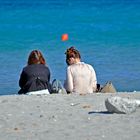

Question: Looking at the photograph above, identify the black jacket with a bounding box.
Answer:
[18,64,51,94]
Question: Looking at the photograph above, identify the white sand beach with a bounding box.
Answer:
[0,92,140,140]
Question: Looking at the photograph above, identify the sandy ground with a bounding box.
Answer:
[0,92,140,140]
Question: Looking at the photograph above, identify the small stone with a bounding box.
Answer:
[14,128,19,131]
[70,103,80,106]
[102,135,105,138]
[70,103,74,106]
[83,105,91,108]
[88,117,91,120]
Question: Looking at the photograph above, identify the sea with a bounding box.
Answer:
[0,0,140,95]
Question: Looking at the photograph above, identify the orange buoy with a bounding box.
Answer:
[61,33,68,41]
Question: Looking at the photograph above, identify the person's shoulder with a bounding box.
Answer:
[86,63,93,68]
[68,62,87,69]
[67,65,72,70]
[23,64,47,70]
[85,63,95,70]
[41,64,50,72]
[37,64,50,70]
[31,64,47,68]
[23,64,37,69]
[22,65,29,71]
[81,62,92,67]
[67,64,76,72]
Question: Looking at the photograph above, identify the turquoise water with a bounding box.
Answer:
[0,0,140,95]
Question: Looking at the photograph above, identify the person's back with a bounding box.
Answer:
[18,50,51,94]
[64,47,97,94]
[67,62,97,93]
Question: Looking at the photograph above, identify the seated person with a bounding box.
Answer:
[18,50,51,95]
[64,46,97,94]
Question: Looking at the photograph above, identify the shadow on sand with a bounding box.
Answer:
[88,111,113,114]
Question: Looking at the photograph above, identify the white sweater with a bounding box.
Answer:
[64,62,97,94]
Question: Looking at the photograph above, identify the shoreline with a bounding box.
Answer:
[0,93,140,140]
[0,91,140,96]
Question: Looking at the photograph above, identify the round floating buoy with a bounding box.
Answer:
[61,33,68,41]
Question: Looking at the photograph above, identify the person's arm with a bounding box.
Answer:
[88,65,97,92]
[91,67,97,92]
[47,67,51,82]
[19,70,26,88]
[64,67,73,93]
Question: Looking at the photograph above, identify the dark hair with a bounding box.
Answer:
[65,46,81,65]
[27,50,46,65]
[65,46,81,59]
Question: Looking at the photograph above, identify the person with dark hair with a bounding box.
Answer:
[64,46,97,94]
[18,50,51,95]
